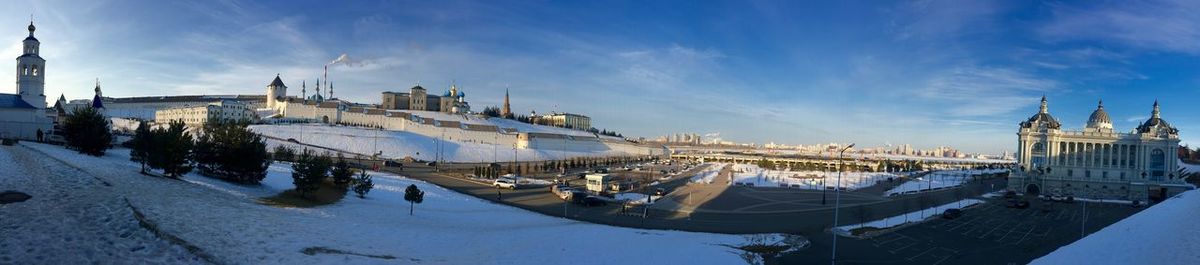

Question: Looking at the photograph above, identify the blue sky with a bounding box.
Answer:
[1,0,1197,154]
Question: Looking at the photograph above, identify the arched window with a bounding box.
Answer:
[21,65,28,76]
[31,65,38,76]
[1150,149,1166,180]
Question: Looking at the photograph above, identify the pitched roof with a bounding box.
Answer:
[269,75,286,87]
[0,94,36,109]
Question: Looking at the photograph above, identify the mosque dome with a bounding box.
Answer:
[1086,100,1112,130]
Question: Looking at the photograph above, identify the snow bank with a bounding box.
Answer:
[1033,190,1200,265]
[834,199,982,236]
[23,143,767,264]
[615,193,662,205]
[885,169,1006,196]
[727,163,901,191]
[688,163,724,184]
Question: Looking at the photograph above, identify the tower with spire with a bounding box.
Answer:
[16,19,45,110]
[91,79,104,109]
[501,88,512,118]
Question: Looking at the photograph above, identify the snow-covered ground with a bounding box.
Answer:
[250,124,639,162]
[726,163,902,191]
[688,163,724,184]
[833,199,983,236]
[15,142,769,264]
[884,169,1007,196]
[1032,190,1200,265]
[1181,159,1200,175]
[0,145,199,264]
[614,193,662,205]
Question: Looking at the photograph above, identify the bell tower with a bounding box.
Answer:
[16,20,46,109]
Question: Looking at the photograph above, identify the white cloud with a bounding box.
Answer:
[1040,0,1200,55]
[919,66,1058,117]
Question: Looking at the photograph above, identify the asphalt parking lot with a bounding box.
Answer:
[774,196,1145,265]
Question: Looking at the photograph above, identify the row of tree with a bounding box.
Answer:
[288,149,375,199]
[129,120,273,182]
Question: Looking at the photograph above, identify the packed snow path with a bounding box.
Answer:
[0,145,200,264]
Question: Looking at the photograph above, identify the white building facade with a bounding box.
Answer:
[155,100,256,125]
[1011,97,1190,202]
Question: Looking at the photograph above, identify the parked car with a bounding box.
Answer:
[550,184,571,194]
[1006,199,1030,209]
[1003,190,1017,199]
[493,177,519,189]
[1132,200,1144,208]
[384,160,403,167]
[575,196,608,207]
[941,208,963,219]
[565,190,588,201]
[655,188,666,196]
[426,161,438,167]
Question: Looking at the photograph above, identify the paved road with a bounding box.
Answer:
[380,161,1008,235]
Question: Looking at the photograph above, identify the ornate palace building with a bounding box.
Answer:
[1011,97,1191,202]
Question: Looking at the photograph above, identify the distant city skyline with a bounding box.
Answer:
[1,0,1197,154]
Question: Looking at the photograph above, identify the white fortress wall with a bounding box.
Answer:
[278,100,658,158]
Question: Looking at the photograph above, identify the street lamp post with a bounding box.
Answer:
[831,143,854,265]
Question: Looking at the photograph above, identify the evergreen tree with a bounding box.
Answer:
[352,169,374,198]
[273,145,296,162]
[291,149,332,198]
[130,121,153,174]
[194,121,272,183]
[404,184,425,215]
[62,106,113,156]
[148,120,194,178]
[331,154,354,188]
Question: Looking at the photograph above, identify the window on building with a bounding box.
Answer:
[1120,172,1126,180]
[1102,171,1108,179]
[31,65,38,76]
[1150,148,1166,180]
[1068,169,1073,177]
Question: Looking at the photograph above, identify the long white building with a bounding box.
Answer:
[1011,97,1191,202]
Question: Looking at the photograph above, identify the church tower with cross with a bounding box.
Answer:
[16,20,45,110]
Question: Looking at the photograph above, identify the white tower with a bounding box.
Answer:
[266,74,287,109]
[16,21,46,109]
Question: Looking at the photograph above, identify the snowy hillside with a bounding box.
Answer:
[1032,189,1200,265]
[250,124,638,162]
[21,142,777,264]
[394,110,617,140]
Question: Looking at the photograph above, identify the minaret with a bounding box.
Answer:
[301,80,306,100]
[329,82,334,99]
[501,87,511,117]
[16,20,46,109]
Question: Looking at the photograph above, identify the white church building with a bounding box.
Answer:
[0,21,51,140]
